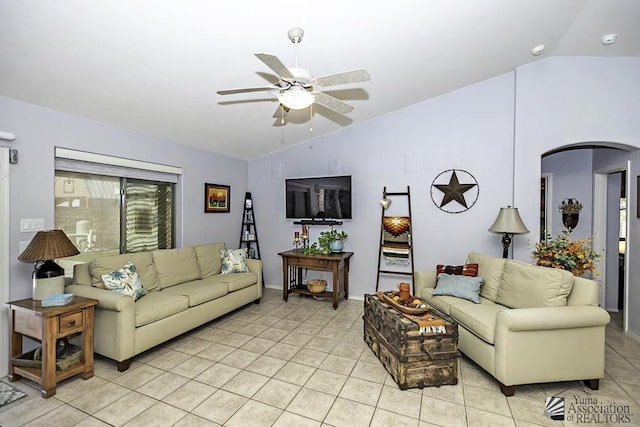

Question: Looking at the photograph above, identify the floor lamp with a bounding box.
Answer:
[489,207,529,258]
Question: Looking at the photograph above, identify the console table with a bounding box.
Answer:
[278,250,354,309]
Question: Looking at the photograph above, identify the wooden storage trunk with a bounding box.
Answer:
[363,293,459,389]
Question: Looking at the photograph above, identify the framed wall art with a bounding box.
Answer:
[205,183,230,213]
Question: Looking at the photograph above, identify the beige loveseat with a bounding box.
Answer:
[66,242,262,371]
[415,252,610,396]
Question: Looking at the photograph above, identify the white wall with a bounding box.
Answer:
[1,96,249,301]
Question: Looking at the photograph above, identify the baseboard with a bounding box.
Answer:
[626,329,640,345]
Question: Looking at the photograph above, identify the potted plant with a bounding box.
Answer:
[321,228,348,253]
[559,198,583,230]
[303,228,348,255]
[532,229,600,276]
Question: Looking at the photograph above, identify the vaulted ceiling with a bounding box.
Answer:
[1,1,639,160]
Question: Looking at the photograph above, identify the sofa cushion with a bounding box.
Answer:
[195,242,226,277]
[496,259,574,308]
[161,279,228,306]
[466,252,506,302]
[134,291,189,327]
[101,261,148,301]
[90,252,160,291]
[153,247,202,289]
[221,249,249,274]
[420,288,454,315]
[219,272,258,292]
[432,273,483,303]
[449,302,505,344]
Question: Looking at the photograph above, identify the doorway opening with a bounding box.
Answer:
[541,144,634,333]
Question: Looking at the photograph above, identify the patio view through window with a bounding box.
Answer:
[54,171,174,260]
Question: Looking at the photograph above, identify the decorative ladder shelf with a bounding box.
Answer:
[239,192,261,261]
[375,186,415,292]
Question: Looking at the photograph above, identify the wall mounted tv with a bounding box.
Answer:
[285,175,352,220]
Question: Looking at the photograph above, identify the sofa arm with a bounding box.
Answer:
[414,271,437,296]
[493,305,610,387]
[496,305,610,332]
[246,258,264,291]
[65,284,134,312]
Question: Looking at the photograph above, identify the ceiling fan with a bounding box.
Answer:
[217,27,370,119]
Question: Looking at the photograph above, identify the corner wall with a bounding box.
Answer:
[251,56,640,336]
[0,96,249,301]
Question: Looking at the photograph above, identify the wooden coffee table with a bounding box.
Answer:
[363,293,459,389]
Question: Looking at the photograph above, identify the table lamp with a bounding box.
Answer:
[18,230,80,300]
[488,207,529,258]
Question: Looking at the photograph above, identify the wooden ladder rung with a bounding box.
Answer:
[378,270,413,276]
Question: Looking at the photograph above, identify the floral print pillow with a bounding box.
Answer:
[101,261,148,301]
[221,249,249,274]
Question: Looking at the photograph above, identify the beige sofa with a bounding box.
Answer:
[66,242,262,371]
[415,252,610,396]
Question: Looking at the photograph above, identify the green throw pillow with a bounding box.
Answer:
[432,273,484,304]
[101,261,148,301]
[221,249,249,274]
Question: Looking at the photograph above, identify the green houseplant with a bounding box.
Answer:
[303,228,348,255]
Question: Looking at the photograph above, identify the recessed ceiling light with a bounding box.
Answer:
[531,44,545,56]
[601,34,618,46]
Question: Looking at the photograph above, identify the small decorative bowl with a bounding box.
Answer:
[307,279,327,294]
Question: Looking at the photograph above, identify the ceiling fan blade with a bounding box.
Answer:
[311,69,371,88]
[312,91,354,115]
[255,53,294,80]
[217,86,276,95]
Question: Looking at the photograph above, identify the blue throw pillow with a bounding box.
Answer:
[432,273,484,303]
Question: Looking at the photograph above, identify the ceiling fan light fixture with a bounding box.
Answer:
[278,87,315,110]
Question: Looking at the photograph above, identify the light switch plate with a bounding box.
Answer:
[20,218,45,232]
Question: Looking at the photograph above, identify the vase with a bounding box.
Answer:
[562,213,579,230]
[329,240,344,253]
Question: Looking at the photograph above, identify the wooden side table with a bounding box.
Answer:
[278,250,354,309]
[7,296,98,398]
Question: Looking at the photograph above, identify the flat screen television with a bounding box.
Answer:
[285,175,352,220]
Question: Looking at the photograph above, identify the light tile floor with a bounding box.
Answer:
[2,288,639,426]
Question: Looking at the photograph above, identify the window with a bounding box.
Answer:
[55,172,175,256]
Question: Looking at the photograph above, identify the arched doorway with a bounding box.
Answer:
[541,143,637,332]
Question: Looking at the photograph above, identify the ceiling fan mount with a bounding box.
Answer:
[217,27,370,120]
[287,27,304,44]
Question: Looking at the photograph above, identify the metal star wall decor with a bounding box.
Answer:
[430,169,479,213]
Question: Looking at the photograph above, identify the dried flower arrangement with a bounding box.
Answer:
[532,230,600,276]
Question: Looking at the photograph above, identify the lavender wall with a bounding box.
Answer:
[250,72,516,295]
[251,57,640,337]
[541,150,594,240]
[1,96,248,301]
[515,57,640,336]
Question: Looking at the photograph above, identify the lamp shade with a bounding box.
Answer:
[18,230,80,262]
[488,207,529,234]
[278,87,315,110]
